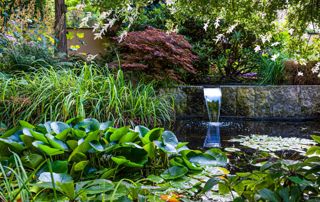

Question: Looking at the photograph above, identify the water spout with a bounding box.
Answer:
[203,88,222,122]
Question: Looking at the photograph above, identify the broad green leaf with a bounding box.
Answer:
[311,135,320,144]
[259,188,281,202]
[100,168,116,179]
[141,128,163,144]
[109,126,130,142]
[154,140,177,153]
[67,140,78,150]
[147,175,164,183]
[162,131,179,147]
[99,121,114,131]
[39,172,73,183]
[89,140,104,151]
[55,128,72,141]
[135,125,150,138]
[0,137,25,151]
[30,130,49,144]
[218,182,230,195]
[202,178,219,193]
[57,181,75,199]
[143,142,156,159]
[50,122,70,135]
[160,166,188,180]
[19,120,35,129]
[74,118,100,133]
[80,179,114,195]
[33,141,64,156]
[46,134,68,150]
[21,153,44,169]
[111,156,145,168]
[119,131,139,143]
[74,160,89,171]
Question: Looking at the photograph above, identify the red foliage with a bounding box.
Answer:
[112,27,198,81]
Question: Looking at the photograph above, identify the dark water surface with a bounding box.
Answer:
[170,119,320,150]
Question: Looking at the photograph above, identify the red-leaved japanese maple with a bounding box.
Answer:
[112,27,198,82]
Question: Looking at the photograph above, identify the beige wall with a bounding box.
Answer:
[67,28,110,57]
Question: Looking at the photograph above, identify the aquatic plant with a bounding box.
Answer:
[0,118,228,201]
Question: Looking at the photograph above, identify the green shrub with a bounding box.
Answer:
[0,64,174,127]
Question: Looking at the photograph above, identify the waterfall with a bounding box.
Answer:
[203,88,222,122]
[203,88,222,148]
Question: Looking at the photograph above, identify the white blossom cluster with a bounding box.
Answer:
[311,62,320,78]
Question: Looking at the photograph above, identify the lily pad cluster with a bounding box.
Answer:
[228,134,316,153]
[0,117,228,201]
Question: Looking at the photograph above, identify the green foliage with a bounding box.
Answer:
[0,64,174,127]
[0,24,69,72]
[209,135,320,201]
[0,118,228,201]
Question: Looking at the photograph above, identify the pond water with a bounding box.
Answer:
[170,118,320,150]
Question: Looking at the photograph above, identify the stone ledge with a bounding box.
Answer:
[171,85,320,120]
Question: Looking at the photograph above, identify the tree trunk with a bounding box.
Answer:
[54,0,67,55]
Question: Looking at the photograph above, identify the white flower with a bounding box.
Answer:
[76,4,86,10]
[254,45,261,52]
[203,20,210,31]
[312,62,320,74]
[318,73,320,78]
[260,12,266,18]
[92,23,100,32]
[302,34,309,40]
[226,23,238,34]
[297,71,304,77]
[271,53,279,61]
[215,34,224,43]
[86,54,98,61]
[271,42,280,46]
[118,31,128,42]
[214,18,221,29]
[166,0,175,5]
[288,28,294,35]
[94,32,103,40]
[260,34,272,44]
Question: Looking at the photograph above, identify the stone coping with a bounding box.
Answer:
[170,85,320,120]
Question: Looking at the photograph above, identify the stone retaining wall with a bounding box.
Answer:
[171,85,320,120]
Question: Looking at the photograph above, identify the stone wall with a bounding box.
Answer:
[172,85,320,120]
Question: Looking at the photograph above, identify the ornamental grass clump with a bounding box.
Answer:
[0,64,174,127]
